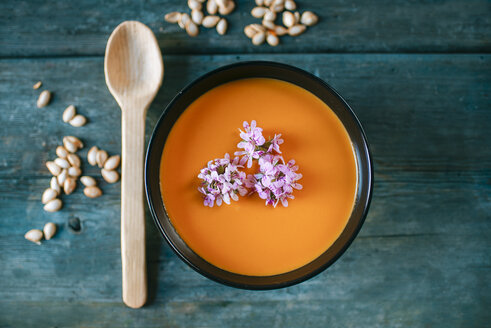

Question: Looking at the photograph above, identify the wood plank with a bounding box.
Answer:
[1,0,490,57]
[0,54,489,326]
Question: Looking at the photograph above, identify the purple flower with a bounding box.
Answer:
[266,134,284,154]
[247,154,303,207]
[235,121,285,168]
[198,153,248,207]
[235,120,267,168]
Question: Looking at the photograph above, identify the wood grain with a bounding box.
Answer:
[0,54,489,327]
[1,0,490,57]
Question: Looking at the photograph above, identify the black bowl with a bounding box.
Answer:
[145,61,373,290]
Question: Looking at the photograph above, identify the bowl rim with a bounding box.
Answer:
[145,61,373,290]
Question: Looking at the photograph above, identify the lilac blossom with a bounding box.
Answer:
[198,153,248,207]
[235,120,284,168]
[246,154,303,208]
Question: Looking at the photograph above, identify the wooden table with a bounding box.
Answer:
[1,1,489,326]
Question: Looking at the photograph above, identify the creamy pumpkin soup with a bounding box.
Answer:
[160,78,357,276]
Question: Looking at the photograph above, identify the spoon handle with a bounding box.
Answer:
[121,109,147,308]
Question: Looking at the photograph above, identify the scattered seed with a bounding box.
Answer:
[57,169,68,185]
[206,0,218,15]
[288,24,306,36]
[84,186,102,198]
[87,146,98,166]
[63,105,76,123]
[101,169,120,184]
[178,13,191,29]
[188,0,202,11]
[164,12,181,23]
[64,136,83,150]
[25,229,43,245]
[218,0,235,15]
[69,114,87,127]
[252,32,266,45]
[202,15,220,28]
[262,19,275,30]
[33,81,42,90]
[68,166,82,178]
[215,0,228,9]
[96,150,108,168]
[54,158,70,169]
[301,11,318,26]
[244,25,257,38]
[67,153,81,167]
[216,18,228,35]
[285,0,296,11]
[267,33,279,46]
[50,177,61,194]
[44,198,62,212]
[251,7,267,18]
[103,155,120,171]
[42,188,58,204]
[80,176,97,187]
[64,178,76,195]
[294,11,300,24]
[185,21,199,37]
[264,9,276,21]
[270,3,284,13]
[63,140,77,153]
[56,146,68,159]
[43,222,57,240]
[46,161,62,176]
[37,90,51,108]
[191,9,204,25]
[283,11,295,27]
[274,25,288,36]
[250,24,266,33]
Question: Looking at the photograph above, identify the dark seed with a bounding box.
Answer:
[68,217,81,233]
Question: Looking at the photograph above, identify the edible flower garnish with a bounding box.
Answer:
[198,121,301,208]
[245,154,303,207]
[235,120,284,168]
[198,153,248,207]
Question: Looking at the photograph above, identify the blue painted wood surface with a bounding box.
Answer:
[0,1,489,327]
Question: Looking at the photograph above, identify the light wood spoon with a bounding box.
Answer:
[104,21,164,308]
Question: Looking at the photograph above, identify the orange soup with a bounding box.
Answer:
[160,78,357,276]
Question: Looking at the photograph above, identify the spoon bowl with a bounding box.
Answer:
[104,20,164,309]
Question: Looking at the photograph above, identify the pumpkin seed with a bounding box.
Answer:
[84,186,102,198]
[68,166,81,178]
[104,155,120,171]
[33,81,42,90]
[46,161,61,176]
[252,32,266,45]
[216,18,228,35]
[101,169,120,184]
[62,105,76,123]
[56,146,68,159]
[64,177,76,195]
[54,158,70,169]
[69,114,87,127]
[44,198,62,212]
[206,0,218,14]
[67,153,81,167]
[267,33,279,46]
[42,188,58,204]
[185,21,199,37]
[288,24,306,36]
[87,146,98,166]
[300,11,318,26]
[25,229,43,245]
[80,176,97,187]
[43,222,57,240]
[37,90,51,108]
[96,150,108,168]
[50,177,61,194]
[165,12,181,23]
[283,11,295,27]
[202,15,220,28]
[191,9,204,25]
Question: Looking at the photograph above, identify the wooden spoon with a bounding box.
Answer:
[104,21,164,308]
